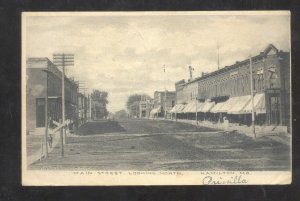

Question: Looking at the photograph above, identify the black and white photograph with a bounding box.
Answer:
[22,11,291,185]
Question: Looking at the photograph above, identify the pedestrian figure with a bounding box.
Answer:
[48,134,53,148]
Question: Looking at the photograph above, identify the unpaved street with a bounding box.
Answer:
[30,119,290,171]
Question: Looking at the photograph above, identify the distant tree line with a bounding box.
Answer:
[91,90,109,119]
[114,109,128,119]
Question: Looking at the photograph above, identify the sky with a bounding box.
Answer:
[24,12,290,112]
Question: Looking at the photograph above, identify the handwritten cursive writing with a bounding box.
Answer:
[202,175,248,185]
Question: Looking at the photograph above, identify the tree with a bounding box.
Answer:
[126,94,151,117]
[91,90,109,119]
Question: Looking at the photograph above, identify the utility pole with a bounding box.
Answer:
[163,65,167,119]
[53,53,74,144]
[79,82,87,123]
[189,66,194,80]
[42,69,55,158]
[195,98,198,125]
[140,95,143,118]
[59,119,64,157]
[217,42,220,70]
[88,94,92,121]
[44,69,49,158]
[249,56,256,138]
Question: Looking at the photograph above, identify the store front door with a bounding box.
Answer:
[270,95,280,125]
[36,98,45,127]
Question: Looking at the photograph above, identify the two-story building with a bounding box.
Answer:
[171,44,290,127]
[150,91,176,118]
[26,57,79,132]
[78,92,89,126]
[139,97,154,118]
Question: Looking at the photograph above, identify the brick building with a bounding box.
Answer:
[139,97,154,118]
[26,58,79,132]
[150,91,176,118]
[78,92,88,126]
[172,44,290,127]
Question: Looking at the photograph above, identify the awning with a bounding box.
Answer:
[186,102,196,113]
[195,102,205,112]
[241,93,266,114]
[201,101,216,113]
[217,96,240,113]
[181,101,204,113]
[176,104,187,113]
[210,102,226,113]
[48,96,61,99]
[170,105,178,113]
[182,102,195,113]
[150,107,161,115]
[170,104,186,113]
[227,95,252,114]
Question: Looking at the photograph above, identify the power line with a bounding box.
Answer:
[53,53,74,147]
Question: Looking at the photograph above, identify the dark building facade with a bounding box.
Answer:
[173,44,290,127]
[78,92,88,126]
[26,58,78,131]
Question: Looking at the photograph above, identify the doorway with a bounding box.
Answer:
[270,95,280,125]
[36,98,45,127]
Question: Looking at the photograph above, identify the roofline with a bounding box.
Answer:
[27,57,79,87]
[180,44,288,85]
[154,91,176,93]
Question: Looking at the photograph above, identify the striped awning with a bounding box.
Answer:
[201,101,216,113]
[150,107,161,115]
[170,105,179,113]
[182,102,196,113]
[195,102,205,112]
[170,104,186,113]
[210,102,226,113]
[217,96,240,113]
[176,104,187,113]
[227,95,252,114]
[241,93,266,114]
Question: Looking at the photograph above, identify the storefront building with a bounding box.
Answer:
[78,92,88,126]
[171,44,290,127]
[139,97,154,118]
[150,91,176,118]
[26,57,79,132]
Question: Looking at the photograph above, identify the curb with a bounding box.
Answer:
[157,118,290,146]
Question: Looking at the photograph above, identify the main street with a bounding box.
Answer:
[29,119,290,171]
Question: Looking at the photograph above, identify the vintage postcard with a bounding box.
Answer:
[22,11,291,185]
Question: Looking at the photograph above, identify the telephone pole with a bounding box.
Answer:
[88,94,92,121]
[217,42,220,70]
[53,53,74,144]
[43,69,49,158]
[163,65,167,119]
[249,56,256,138]
[195,98,198,125]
